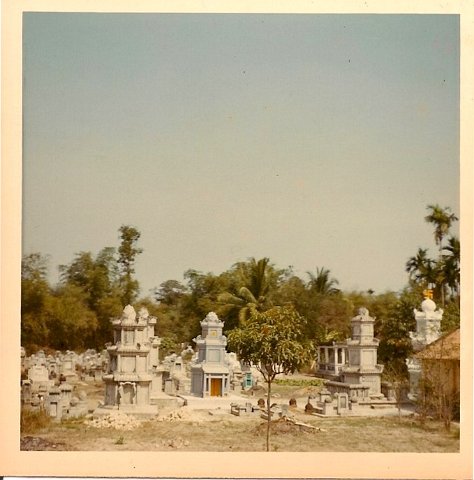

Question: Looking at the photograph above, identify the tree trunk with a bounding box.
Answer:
[439,244,445,308]
[266,379,272,452]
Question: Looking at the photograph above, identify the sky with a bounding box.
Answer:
[22,13,460,297]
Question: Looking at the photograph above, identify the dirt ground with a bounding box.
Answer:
[21,378,460,452]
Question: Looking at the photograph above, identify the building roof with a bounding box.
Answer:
[197,365,230,374]
[415,328,460,361]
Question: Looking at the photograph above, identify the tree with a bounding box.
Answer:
[383,364,409,421]
[406,206,459,307]
[59,247,123,348]
[227,305,315,451]
[218,257,281,327]
[405,248,436,285]
[424,204,458,251]
[442,236,460,300]
[424,205,458,307]
[21,253,52,351]
[46,284,99,350]
[377,289,417,374]
[117,225,143,305]
[153,279,188,305]
[307,267,340,295]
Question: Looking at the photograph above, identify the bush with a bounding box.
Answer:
[274,378,323,387]
[21,407,51,434]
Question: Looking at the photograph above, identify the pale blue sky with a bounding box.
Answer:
[22,13,459,296]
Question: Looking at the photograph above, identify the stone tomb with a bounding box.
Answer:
[98,305,178,416]
[191,312,230,397]
[406,292,443,400]
[314,308,391,414]
[27,365,53,393]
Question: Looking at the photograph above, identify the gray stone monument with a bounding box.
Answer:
[406,291,443,400]
[191,312,230,397]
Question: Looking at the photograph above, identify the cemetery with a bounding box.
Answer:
[20,293,460,451]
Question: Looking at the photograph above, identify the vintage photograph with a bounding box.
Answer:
[2,1,472,478]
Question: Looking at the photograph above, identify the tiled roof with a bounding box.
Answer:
[415,328,460,360]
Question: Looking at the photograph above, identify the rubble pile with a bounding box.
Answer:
[160,437,191,449]
[85,411,143,430]
[153,408,193,422]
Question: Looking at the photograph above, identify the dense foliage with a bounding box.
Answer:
[21,205,460,377]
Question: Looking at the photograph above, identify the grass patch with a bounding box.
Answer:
[61,415,86,426]
[21,407,52,434]
[274,378,323,387]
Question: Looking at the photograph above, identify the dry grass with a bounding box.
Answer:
[21,411,460,452]
[20,407,52,434]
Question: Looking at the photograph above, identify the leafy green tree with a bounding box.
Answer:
[276,268,349,343]
[227,305,315,451]
[275,274,307,308]
[59,247,122,348]
[21,253,51,351]
[46,284,99,350]
[118,225,143,305]
[311,293,352,342]
[377,289,418,375]
[153,279,188,305]
[441,301,460,333]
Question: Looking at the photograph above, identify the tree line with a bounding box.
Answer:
[21,205,460,375]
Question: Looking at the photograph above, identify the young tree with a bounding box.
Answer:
[117,225,143,305]
[383,364,409,421]
[227,305,315,451]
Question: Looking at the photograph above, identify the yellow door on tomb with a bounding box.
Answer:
[210,378,222,396]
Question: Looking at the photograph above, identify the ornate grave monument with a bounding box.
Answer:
[340,307,384,397]
[406,290,443,400]
[102,306,158,413]
[191,312,230,397]
[98,305,178,415]
[314,308,389,414]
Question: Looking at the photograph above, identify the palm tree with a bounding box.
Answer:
[425,204,458,251]
[218,257,274,326]
[443,235,460,262]
[405,248,435,284]
[306,267,340,295]
[405,248,446,303]
[442,236,460,299]
[424,205,458,306]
